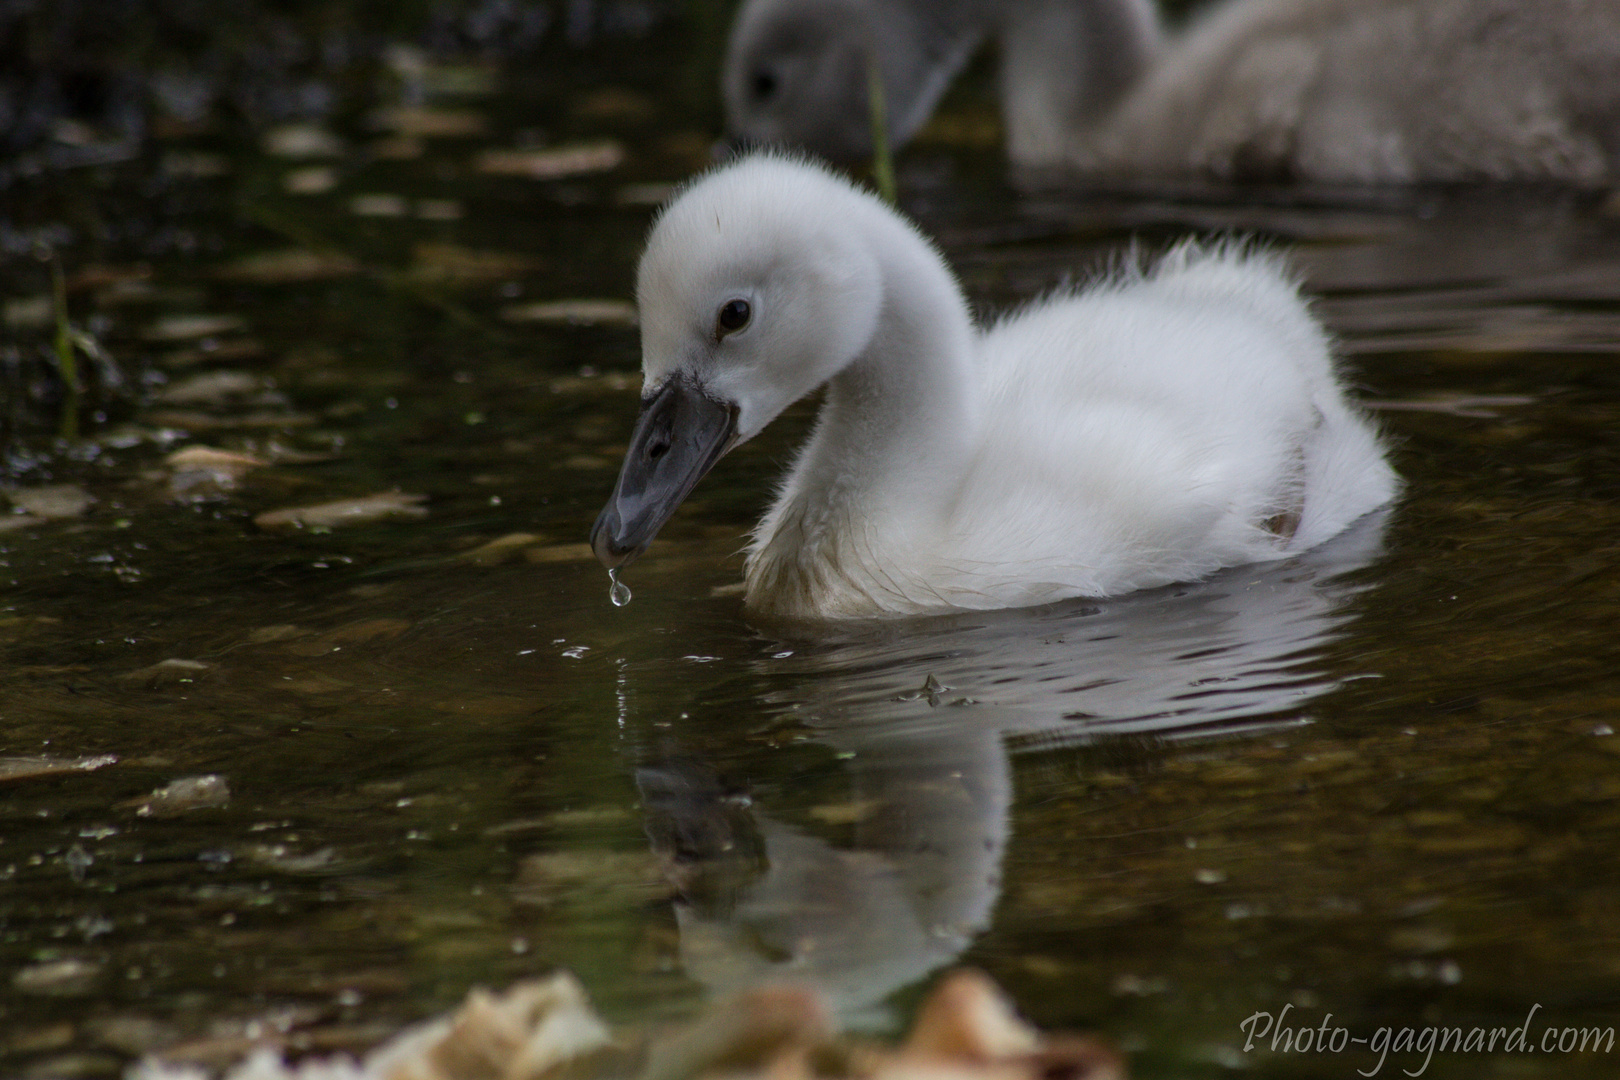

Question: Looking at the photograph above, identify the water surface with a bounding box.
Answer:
[4,23,1620,1080]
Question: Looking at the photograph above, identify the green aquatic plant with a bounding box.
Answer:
[35,246,121,441]
[47,250,81,439]
[866,56,897,206]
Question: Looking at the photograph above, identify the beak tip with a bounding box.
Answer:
[590,512,641,570]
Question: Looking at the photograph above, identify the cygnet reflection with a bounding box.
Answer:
[635,512,1388,1019]
[638,728,1005,1025]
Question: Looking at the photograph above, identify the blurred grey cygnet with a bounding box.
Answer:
[724,0,1620,185]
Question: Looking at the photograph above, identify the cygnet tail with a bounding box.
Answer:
[1146,240,1399,550]
[1292,401,1399,551]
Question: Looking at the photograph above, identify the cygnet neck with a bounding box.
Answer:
[803,206,979,502]
[997,0,1160,165]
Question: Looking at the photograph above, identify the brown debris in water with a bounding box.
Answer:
[263,124,346,159]
[255,492,429,531]
[283,618,413,656]
[3,483,96,520]
[13,958,104,998]
[166,446,270,499]
[217,249,362,284]
[0,754,118,784]
[155,372,273,406]
[456,533,547,566]
[118,657,215,688]
[122,774,231,818]
[521,543,597,564]
[141,314,248,342]
[406,243,539,285]
[476,141,625,180]
[130,969,1123,1080]
[500,299,638,326]
[370,107,487,139]
[147,409,318,432]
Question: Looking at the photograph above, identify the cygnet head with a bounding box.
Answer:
[723,0,976,160]
[590,154,885,570]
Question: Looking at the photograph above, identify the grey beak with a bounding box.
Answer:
[590,377,739,570]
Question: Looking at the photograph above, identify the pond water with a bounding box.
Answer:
[4,16,1620,1080]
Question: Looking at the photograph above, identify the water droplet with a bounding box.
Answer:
[608,568,632,607]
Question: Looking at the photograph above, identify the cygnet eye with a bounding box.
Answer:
[751,70,778,101]
[716,298,752,338]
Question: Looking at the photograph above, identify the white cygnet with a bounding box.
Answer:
[591,154,1397,620]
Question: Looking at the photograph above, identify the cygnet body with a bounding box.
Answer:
[724,0,1620,185]
[590,155,1396,620]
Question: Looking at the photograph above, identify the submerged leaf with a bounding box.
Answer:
[501,299,637,325]
[370,106,487,138]
[352,193,409,217]
[407,243,539,284]
[4,484,95,519]
[119,658,214,689]
[141,314,247,342]
[254,492,430,530]
[165,445,269,498]
[285,166,339,195]
[124,774,231,817]
[522,543,596,564]
[476,141,625,179]
[456,533,547,566]
[3,294,53,329]
[218,248,361,283]
[144,409,315,431]
[13,959,102,997]
[165,446,270,470]
[153,371,268,405]
[263,124,345,158]
[0,755,118,784]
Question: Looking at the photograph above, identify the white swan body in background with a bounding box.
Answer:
[590,155,1397,620]
[724,0,1620,185]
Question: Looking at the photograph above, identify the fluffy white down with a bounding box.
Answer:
[634,155,1397,619]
